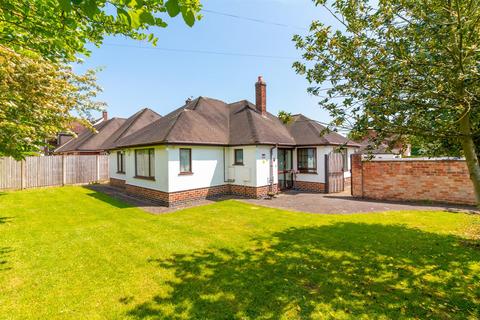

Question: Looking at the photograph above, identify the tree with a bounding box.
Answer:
[0,45,104,159]
[0,0,201,159]
[293,0,480,206]
[278,110,293,124]
[0,0,202,62]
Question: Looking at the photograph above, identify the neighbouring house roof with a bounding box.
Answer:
[113,97,357,149]
[285,114,361,147]
[68,121,88,135]
[55,108,161,153]
[100,108,162,150]
[356,130,410,155]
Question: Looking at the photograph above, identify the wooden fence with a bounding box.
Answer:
[0,155,109,190]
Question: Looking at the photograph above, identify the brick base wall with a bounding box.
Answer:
[124,183,278,207]
[169,184,231,206]
[110,178,126,189]
[293,180,326,193]
[351,154,476,205]
[230,184,278,198]
[125,184,169,206]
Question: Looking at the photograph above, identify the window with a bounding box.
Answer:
[297,148,317,173]
[116,151,125,174]
[135,148,155,179]
[179,148,192,173]
[234,149,244,165]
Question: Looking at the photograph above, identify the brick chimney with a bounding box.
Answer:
[102,111,108,121]
[255,76,267,116]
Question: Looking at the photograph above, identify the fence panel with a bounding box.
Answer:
[25,155,63,188]
[0,155,109,191]
[0,157,22,190]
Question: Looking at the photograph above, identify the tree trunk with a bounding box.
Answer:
[459,115,480,208]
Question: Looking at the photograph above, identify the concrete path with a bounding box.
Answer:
[88,185,478,215]
[243,190,478,214]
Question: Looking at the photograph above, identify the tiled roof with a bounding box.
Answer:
[114,98,358,148]
[55,108,161,153]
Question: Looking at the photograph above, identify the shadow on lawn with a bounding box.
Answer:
[84,188,133,209]
[0,247,13,272]
[0,216,13,224]
[127,223,480,319]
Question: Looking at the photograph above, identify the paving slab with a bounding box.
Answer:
[88,185,478,215]
[242,190,478,214]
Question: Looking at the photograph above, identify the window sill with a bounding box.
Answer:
[134,175,155,181]
[297,171,318,175]
[116,171,125,174]
[233,163,244,166]
[178,172,193,176]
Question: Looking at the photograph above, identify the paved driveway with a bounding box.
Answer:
[243,190,478,214]
[89,185,477,215]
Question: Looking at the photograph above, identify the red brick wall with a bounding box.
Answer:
[124,183,278,207]
[125,184,169,206]
[110,178,126,188]
[351,154,476,205]
[293,180,325,193]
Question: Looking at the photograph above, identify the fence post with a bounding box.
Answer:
[96,155,100,182]
[62,155,66,186]
[324,154,329,194]
[21,159,26,189]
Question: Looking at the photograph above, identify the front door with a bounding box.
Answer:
[278,148,293,190]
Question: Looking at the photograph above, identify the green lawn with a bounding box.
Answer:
[0,187,479,319]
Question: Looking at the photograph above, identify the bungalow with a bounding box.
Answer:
[108,77,360,207]
[55,108,161,155]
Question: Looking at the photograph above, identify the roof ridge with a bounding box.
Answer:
[163,109,185,143]
[55,118,122,152]
[110,108,149,144]
[191,97,202,110]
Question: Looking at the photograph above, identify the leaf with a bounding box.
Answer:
[116,7,131,26]
[82,0,98,19]
[139,10,155,25]
[165,0,180,17]
[181,10,195,27]
[58,0,72,12]
[128,10,141,28]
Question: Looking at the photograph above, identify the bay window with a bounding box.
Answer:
[135,148,155,179]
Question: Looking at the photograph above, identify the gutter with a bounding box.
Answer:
[269,144,278,193]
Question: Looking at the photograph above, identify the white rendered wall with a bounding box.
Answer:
[293,146,332,184]
[225,145,258,187]
[255,146,278,186]
[109,146,169,192]
[292,146,359,182]
[166,145,274,191]
[343,147,359,179]
[166,145,225,192]
[109,152,126,181]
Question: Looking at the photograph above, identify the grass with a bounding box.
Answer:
[0,187,479,319]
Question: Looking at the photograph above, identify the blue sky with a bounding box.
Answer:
[76,0,339,122]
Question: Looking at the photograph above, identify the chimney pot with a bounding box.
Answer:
[102,111,108,121]
[255,76,267,115]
